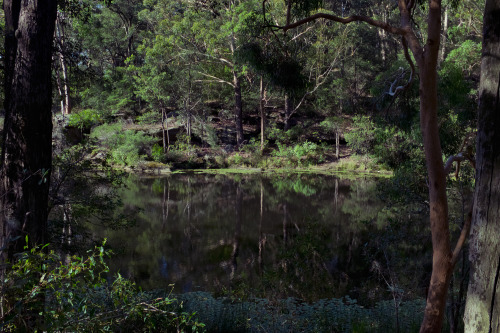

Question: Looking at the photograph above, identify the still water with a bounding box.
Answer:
[99,172,428,303]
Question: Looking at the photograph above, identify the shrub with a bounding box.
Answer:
[68,109,102,131]
[344,116,376,155]
[110,131,156,166]
[137,110,161,125]
[227,153,245,166]
[0,239,204,332]
[91,124,156,166]
[272,141,323,167]
[151,143,166,162]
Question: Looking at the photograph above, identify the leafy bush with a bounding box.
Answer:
[110,131,156,166]
[0,239,204,332]
[345,116,423,169]
[90,122,123,143]
[227,152,243,166]
[91,123,156,166]
[272,141,324,167]
[68,109,102,130]
[151,143,166,162]
[137,110,161,125]
[344,116,376,155]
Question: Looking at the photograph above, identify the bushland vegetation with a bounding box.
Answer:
[1,0,496,331]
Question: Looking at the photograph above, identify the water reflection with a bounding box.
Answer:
[98,173,400,302]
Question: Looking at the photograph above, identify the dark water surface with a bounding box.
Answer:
[99,172,427,303]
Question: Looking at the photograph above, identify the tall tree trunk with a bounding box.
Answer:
[419,60,453,333]
[161,106,167,153]
[1,1,58,258]
[377,7,388,66]
[416,2,456,330]
[233,70,244,146]
[464,1,500,331]
[56,15,71,116]
[260,76,266,151]
[231,184,242,280]
[284,93,292,131]
[229,34,244,146]
[439,5,448,65]
[279,0,465,331]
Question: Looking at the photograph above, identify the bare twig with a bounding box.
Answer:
[452,210,472,266]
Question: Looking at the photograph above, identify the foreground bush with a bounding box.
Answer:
[0,239,204,332]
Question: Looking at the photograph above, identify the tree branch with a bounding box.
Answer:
[277,12,406,36]
[444,153,467,174]
[195,72,234,87]
[451,210,472,267]
[387,46,414,95]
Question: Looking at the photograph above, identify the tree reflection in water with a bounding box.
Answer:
[94,173,430,305]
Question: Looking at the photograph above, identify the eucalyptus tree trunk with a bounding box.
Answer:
[161,106,167,153]
[56,15,71,116]
[439,5,448,65]
[229,35,244,146]
[335,131,340,159]
[284,93,292,131]
[233,70,244,145]
[231,184,242,279]
[280,1,465,331]
[1,0,58,258]
[260,76,266,151]
[463,1,500,331]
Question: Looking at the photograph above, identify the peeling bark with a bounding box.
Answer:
[464,1,500,331]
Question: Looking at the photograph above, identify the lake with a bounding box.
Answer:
[97,172,430,305]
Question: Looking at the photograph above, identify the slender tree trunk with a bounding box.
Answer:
[284,93,292,131]
[56,16,71,116]
[166,110,170,151]
[411,1,457,331]
[1,0,58,258]
[439,5,448,65]
[187,68,192,143]
[464,1,500,331]
[279,0,463,331]
[335,131,340,159]
[161,107,166,153]
[258,180,264,270]
[260,76,265,151]
[231,184,242,280]
[229,34,244,146]
[377,8,388,65]
[233,70,244,146]
[419,63,453,333]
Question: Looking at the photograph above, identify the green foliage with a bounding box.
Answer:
[0,240,204,332]
[137,110,162,125]
[110,131,156,166]
[320,116,347,134]
[91,123,156,166]
[151,143,165,163]
[227,153,245,166]
[68,109,102,130]
[269,140,325,167]
[344,116,376,155]
[345,116,424,169]
[444,40,481,76]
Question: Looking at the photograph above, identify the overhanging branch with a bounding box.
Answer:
[275,12,406,36]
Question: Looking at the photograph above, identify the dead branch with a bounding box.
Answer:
[451,210,472,266]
